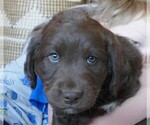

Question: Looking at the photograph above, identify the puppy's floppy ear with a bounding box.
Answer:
[103,28,123,97]
[24,22,48,89]
[103,28,142,99]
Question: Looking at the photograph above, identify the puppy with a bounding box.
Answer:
[24,9,142,125]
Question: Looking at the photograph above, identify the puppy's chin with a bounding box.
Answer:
[53,105,92,115]
[62,103,95,115]
[64,108,79,115]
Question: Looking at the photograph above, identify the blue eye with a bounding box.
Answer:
[49,53,59,63]
[87,56,97,64]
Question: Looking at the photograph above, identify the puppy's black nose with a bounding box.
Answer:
[63,92,82,104]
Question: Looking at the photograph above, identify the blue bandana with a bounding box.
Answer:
[29,76,48,114]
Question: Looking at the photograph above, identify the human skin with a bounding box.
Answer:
[88,63,148,125]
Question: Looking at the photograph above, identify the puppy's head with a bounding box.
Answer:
[24,9,123,115]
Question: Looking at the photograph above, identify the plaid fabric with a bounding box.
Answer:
[0,0,85,66]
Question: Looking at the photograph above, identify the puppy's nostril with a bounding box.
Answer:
[63,92,81,103]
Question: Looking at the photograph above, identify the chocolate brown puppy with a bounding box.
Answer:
[24,9,142,125]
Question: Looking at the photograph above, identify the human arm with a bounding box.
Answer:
[88,64,148,125]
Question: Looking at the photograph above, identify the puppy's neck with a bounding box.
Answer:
[52,112,90,125]
[52,106,105,125]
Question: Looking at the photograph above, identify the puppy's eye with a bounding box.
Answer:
[87,56,97,64]
[49,53,59,63]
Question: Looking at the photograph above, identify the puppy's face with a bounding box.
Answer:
[25,10,121,115]
[36,20,108,114]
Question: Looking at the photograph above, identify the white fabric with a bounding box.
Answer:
[0,54,48,125]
